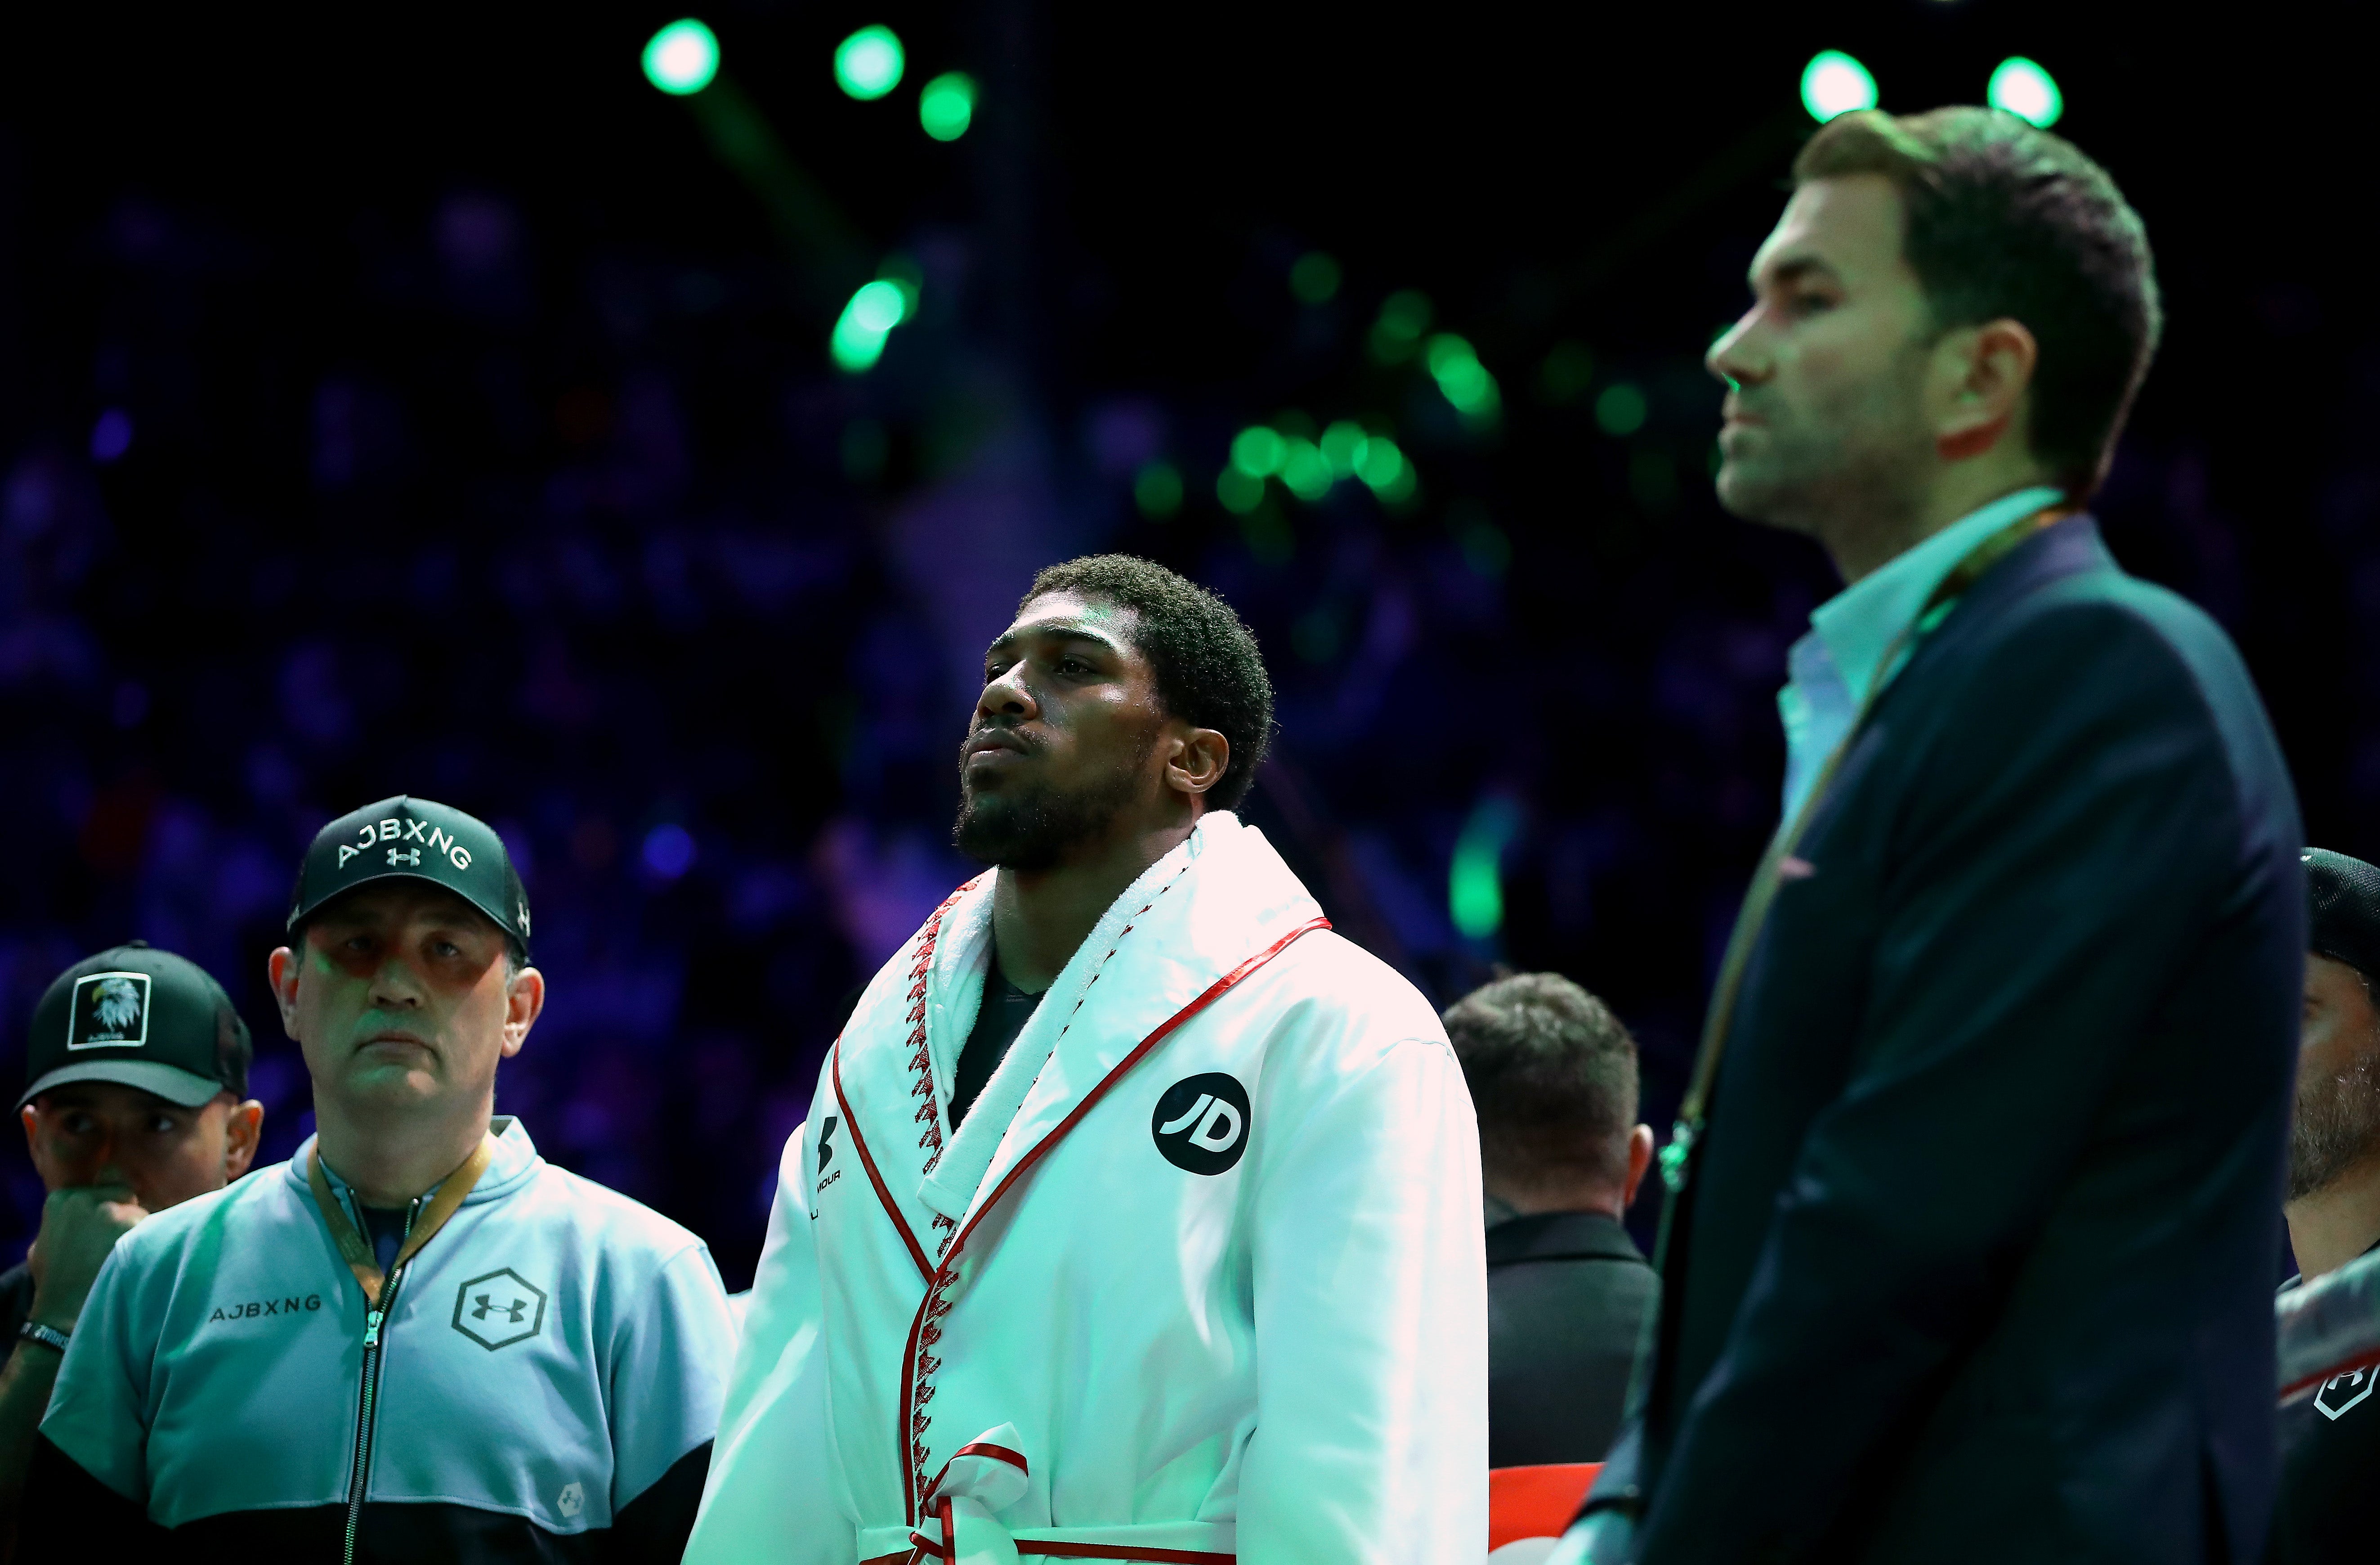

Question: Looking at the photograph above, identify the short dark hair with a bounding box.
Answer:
[1021,554,1275,811]
[1445,972,1638,1190]
[1795,106,2161,497]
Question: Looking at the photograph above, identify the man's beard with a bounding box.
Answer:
[2288,1043,2380,1200]
[1715,339,1936,548]
[952,733,1152,872]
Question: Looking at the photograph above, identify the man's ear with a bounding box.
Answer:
[1163,727,1231,800]
[501,967,546,1060]
[223,1100,265,1181]
[268,946,304,1041]
[1932,316,2039,464]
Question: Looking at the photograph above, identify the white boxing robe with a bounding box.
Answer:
[687,812,1487,1564]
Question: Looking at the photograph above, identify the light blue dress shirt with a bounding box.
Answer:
[1776,485,2065,825]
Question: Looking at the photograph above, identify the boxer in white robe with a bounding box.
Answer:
[688,555,1486,1565]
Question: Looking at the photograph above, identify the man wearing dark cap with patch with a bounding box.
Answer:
[19,796,734,1563]
[2271,848,2380,1564]
[0,944,264,1538]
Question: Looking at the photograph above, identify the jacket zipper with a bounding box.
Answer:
[342,1195,420,1565]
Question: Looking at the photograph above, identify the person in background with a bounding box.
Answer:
[1445,972,1655,1467]
[2270,848,2380,1564]
[20,796,733,1562]
[0,944,263,1550]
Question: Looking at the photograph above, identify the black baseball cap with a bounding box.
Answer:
[18,943,253,1112]
[288,796,531,959]
[2307,848,2380,984]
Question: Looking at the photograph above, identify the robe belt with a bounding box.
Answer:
[864,1425,1236,1565]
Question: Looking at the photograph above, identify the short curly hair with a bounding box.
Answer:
[1021,555,1274,811]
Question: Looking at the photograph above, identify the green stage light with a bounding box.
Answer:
[1354,433,1407,494]
[1290,251,1342,304]
[1279,438,1333,502]
[1230,425,1287,478]
[1450,796,1522,940]
[1988,56,2062,127]
[1369,290,1433,364]
[1800,49,1877,122]
[1217,465,1266,515]
[1134,460,1184,519]
[1319,420,1365,478]
[919,72,977,140]
[1596,382,1648,437]
[643,19,720,95]
[836,25,905,101]
[831,279,910,372]
[1426,335,1501,421]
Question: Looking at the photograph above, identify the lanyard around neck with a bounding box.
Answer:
[1655,504,2069,1211]
[308,1135,497,1306]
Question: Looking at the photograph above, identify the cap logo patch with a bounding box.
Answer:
[67,972,152,1050]
[335,817,472,872]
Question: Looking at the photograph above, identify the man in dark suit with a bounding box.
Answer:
[1558,106,2303,1564]
[1446,973,1656,1466]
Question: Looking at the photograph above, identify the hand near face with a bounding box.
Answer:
[25,1184,148,1331]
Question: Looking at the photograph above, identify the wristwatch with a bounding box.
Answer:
[16,1321,71,1354]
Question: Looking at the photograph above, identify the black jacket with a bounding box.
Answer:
[1486,1212,1657,1467]
[1604,518,2303,1564]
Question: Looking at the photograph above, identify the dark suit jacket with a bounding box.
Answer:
[1602,518,2304,1564]
[1487,1211,1659,1467]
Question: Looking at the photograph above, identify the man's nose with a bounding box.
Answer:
[976,665,1037,724]
[1707,310,1764,389]
[369,954,429,1008]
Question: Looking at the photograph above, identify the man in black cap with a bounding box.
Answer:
[20,796,733,1563]
[2270,848,2380,1564]
[0,945,263,1534]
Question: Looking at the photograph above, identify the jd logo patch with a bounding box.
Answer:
[67,972,152,1051]
[1152,1073,1251,1175]
[451,1267,547,1350]
[2317,1367,2376,1420]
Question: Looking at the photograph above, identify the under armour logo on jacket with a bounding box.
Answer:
[1151,1073,1252,1175]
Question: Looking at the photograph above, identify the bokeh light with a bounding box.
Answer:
[1595,382,1648,437]
[1289,251,1342,304]
[1369,290,1433,364]
[831,279,911,372]
[1450,796,1521,939]
[1988,57,2063,127]
[1426,334,1502,422]
[642,19,720,96]
[1800,50,1877,122]
[1133,460,1183,518]
[919,72,977,140]
[836,25,905,101]
[1230,425,1287,478]
[89,408,134,463]
[642,823,697,879]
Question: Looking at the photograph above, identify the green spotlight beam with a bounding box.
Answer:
[680,77,865,285]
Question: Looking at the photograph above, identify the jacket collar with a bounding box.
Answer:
[285,1114,541,1209]
[1485,1210,1647,1267]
